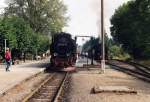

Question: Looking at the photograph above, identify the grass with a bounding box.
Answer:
[136,60,150,67]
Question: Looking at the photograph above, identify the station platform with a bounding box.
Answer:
[67,68,150,102]
[75,57,99,68]
[0,59,49,95]
[65,58,150,102]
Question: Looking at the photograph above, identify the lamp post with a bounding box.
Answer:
[101,0,105,73]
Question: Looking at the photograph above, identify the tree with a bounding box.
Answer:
[0,17,29,57]
[0,0,67,61]
[82,35,110,58]
[0,17,17,49]
[4,0,68,34]
[38,34,49,54]
[110,0,150,59]
[0,16,50,60]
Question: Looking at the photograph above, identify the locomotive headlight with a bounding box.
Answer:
[54,53,58,56]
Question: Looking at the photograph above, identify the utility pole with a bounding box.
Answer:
[101,0,105,73]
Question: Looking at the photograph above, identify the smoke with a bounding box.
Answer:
[90,0,101,38]
[0,0,8,14]
[4,0,14,4]
[91,0,131,38]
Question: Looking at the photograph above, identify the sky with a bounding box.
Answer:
[63,0,131,45]
[0,0,130,45]
[0,0,7,13]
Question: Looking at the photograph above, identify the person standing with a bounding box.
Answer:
[5,48,11,71]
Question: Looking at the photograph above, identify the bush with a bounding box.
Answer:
[109,45,131,60]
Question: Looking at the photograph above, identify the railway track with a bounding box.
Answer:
[107,60,150,83]
[22,72,70,102]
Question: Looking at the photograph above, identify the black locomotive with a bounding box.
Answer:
[50,32,77,68]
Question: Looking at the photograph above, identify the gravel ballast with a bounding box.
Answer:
[0,73,50,102]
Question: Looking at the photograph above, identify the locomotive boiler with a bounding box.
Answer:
[50,32,77,69]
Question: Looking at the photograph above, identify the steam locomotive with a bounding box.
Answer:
[50,32,77,69]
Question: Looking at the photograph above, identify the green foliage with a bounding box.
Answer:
[5,0,68,34]
[0,0,68,60]
[0,16,50,59]
[36,34,50,54]
[111,0,150,59]
[0,16,33,50]
[0,17,17,49]
[109,45,130,60]
[82,34,111,52]
[82,35,131,60]
[136,60,150,67]
[82,37,99,52]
